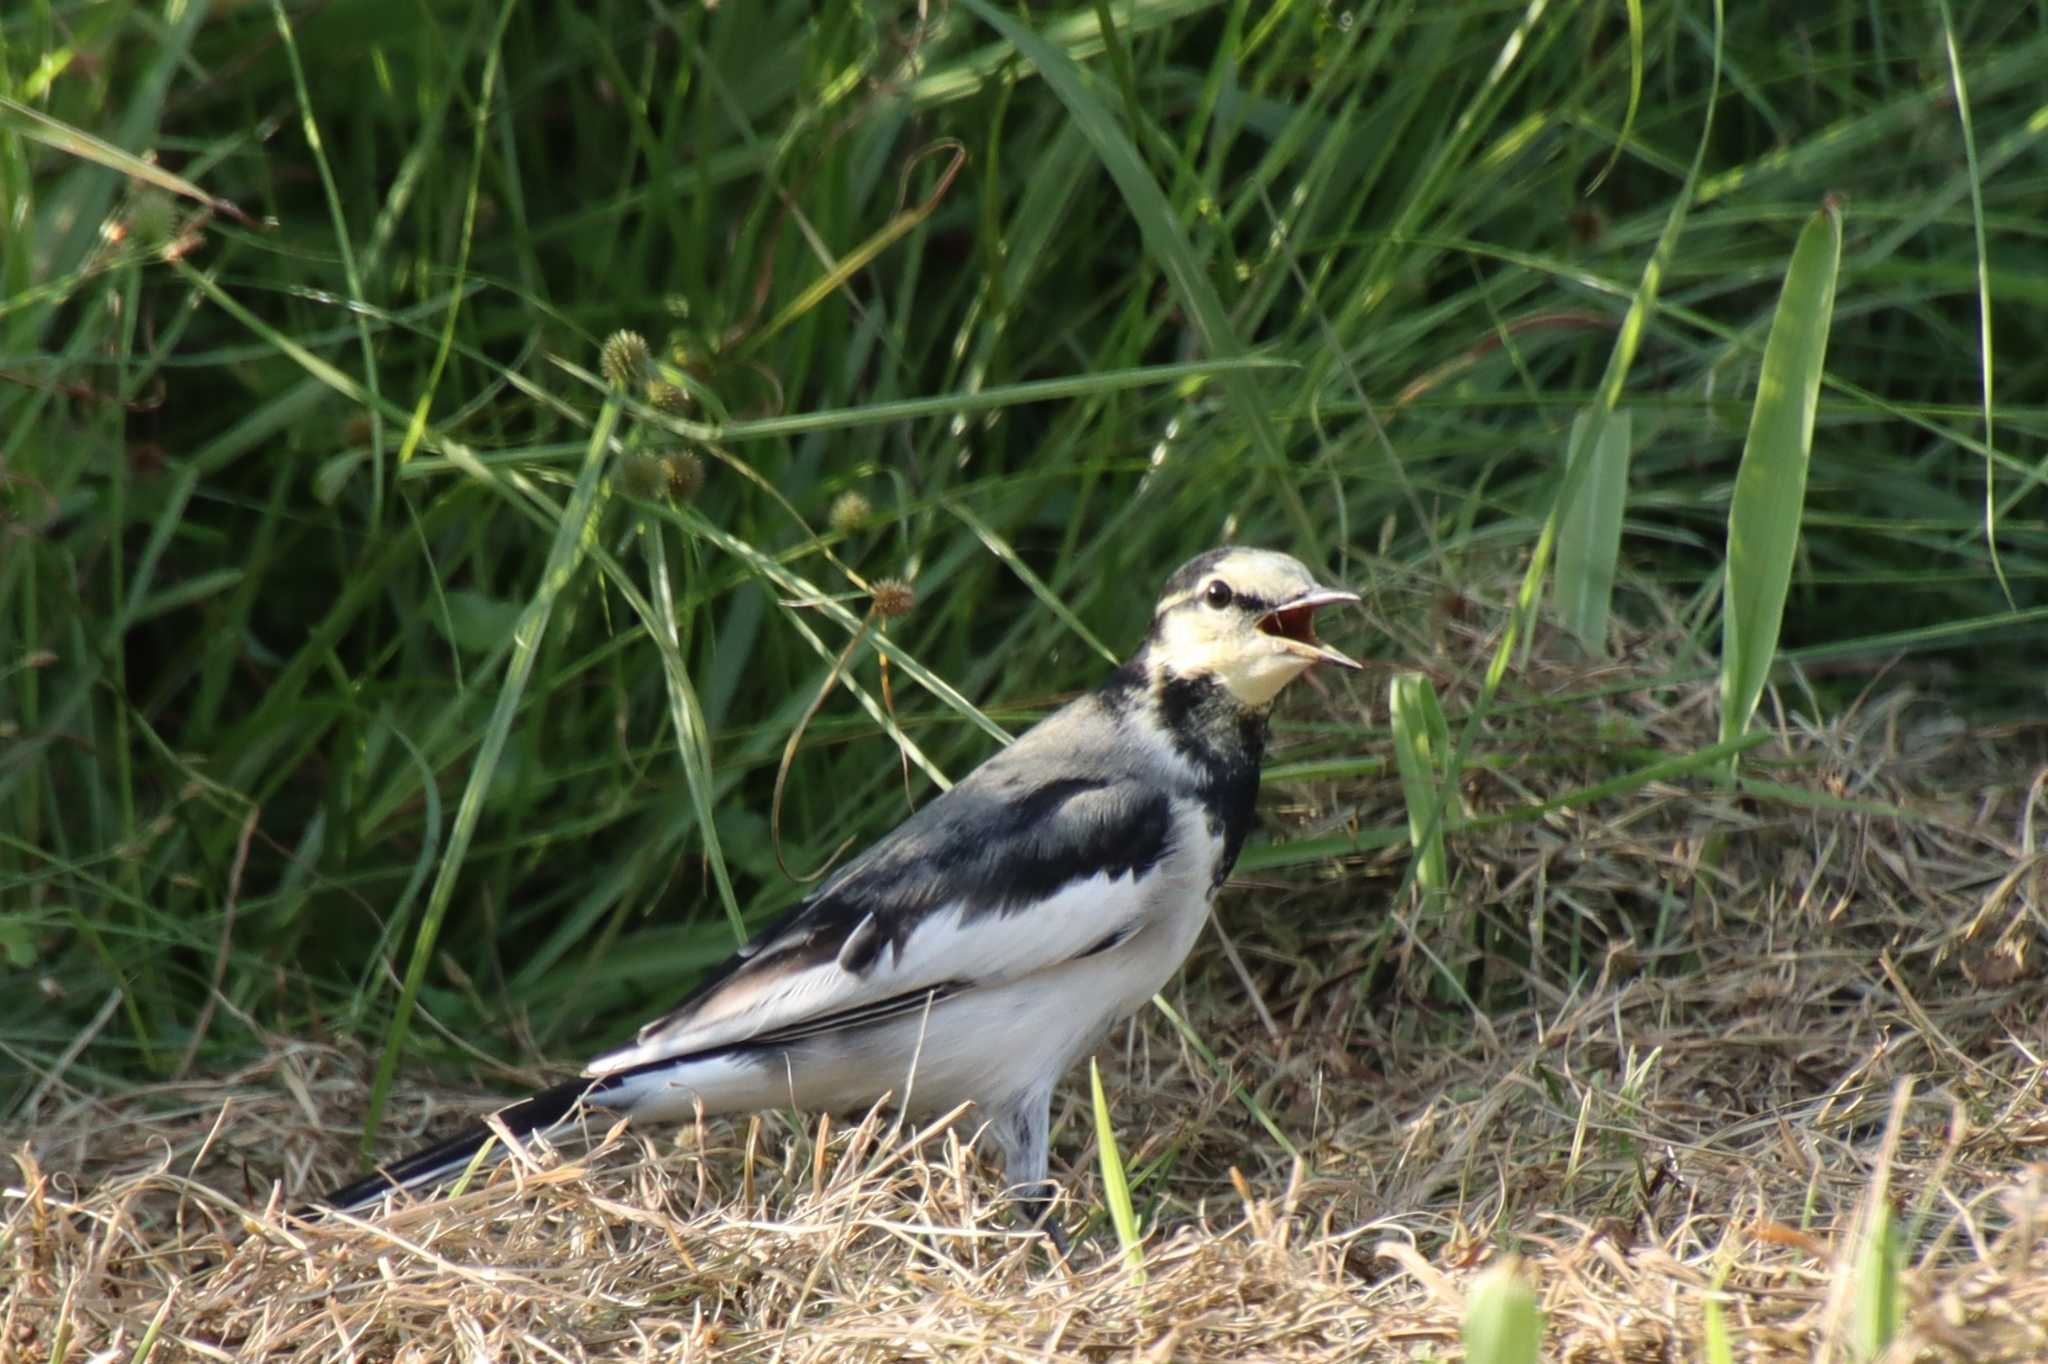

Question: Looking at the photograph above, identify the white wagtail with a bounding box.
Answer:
[319,547,1359,1234]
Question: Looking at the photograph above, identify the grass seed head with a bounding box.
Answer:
[619,449,706,501]
[829,490,873,536]
[870,577,915,619]
[618,454,668,499]
[663,449,706,500]
[646,379,692,414]
[600,330,652,389]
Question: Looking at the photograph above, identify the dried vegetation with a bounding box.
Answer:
[9,617,2048,1361]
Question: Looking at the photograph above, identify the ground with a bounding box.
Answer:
[9,624,2048,1362]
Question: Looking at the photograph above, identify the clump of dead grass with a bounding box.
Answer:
[8,607,2048,1361]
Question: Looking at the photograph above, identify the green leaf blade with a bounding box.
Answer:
[1553,409,1634,655]
[1388,672,1451,917]
[1090,1058,1145,1280]
[1463,1256,1544,1364]
[1720,200,1844,757]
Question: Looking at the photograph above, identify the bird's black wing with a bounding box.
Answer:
[584,756,1179,1077]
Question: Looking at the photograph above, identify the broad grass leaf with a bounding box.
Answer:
[1554,408,1633,655]
[1720,202,1844,757]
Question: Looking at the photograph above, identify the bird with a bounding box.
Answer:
[317,547,1360,1238]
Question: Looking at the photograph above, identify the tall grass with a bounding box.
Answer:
[4,2,2043,1109]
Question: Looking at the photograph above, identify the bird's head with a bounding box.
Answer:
[1145,548,1362,708]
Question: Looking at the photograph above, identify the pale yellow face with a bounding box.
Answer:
[1149,549,1361,707]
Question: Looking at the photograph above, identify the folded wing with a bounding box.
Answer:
[585,768,1181,1077]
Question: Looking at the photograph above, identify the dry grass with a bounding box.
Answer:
[9,616,2048,1361]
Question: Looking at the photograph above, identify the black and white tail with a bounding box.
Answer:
[315,1077,602,1212]
[310,1040,789,1212]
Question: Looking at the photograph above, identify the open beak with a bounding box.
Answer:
[1258,587,1363,670]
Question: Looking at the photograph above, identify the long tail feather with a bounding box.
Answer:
[314,1078,596,1212]
[308,1042,792,1216]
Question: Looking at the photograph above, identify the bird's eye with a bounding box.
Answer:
[1204,580,1233,609]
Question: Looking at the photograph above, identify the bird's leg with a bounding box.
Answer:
[993,1086,1069,1255]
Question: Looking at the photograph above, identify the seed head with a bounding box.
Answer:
[646,379,692,414]
[127,190,177,250]
[663,449,706,501]
[619,454,669,499]
[600,331,652,389]
[828,491,872,536]
[620,448,707,502]
[870,578,916,620]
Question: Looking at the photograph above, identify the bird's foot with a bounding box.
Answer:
[1013,1181,1071,1261]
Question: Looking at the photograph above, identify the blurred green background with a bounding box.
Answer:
[4,1,2044,1117]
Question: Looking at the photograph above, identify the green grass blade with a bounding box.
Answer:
[1388,672,1451,917]
[1851,1212,1902,1360]
[673,509,1009,757]
[0,95,253,226]
[1089,1058,1145,1279]
[1149,994,1298,1163]
[712,358,1290,442]
[958,0,1318,556]
[1489,1,1720,774]
[1582,0,1644,196]
[1847,1083,1911,1360]
[268,0,387,525]
[1934,0,2010,608]
[947,500,1119,666]
[1234,825,1407,874]
[1702,1269,1735,1364]
[122,1282,176,1364]
[641,527,747,943]
[1458,732,1770,832]
[360,397,622,1154]
[1463,1256,1543,1364]
[393,0,517,476]
[1719,201,1844,758]
[1552,409,1633,655]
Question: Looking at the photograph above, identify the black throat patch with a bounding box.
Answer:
[1152,667,1267,887]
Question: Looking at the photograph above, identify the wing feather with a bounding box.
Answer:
[585,746,1185,1077]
